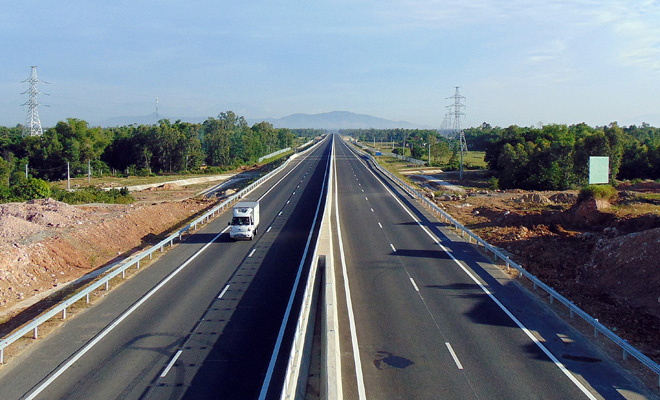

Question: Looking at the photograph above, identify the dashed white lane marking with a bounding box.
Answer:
[218,284,230,299]
[370,208,374,213]
[410,277,419,292]
[378,222,383,229]
[160,350,183,378]
[390,243,396,252]
[266,226,272,233]
[248,249,256,258]
[445,343,464,370]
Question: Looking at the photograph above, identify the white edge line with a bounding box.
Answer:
[336,141,368,399]
[24,226,230,400]
[258,140,331,400]
[348,141,598,400]
[445,342,464,370]
[160,350,183,378]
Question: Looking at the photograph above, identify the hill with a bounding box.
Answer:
[253,111,431,130]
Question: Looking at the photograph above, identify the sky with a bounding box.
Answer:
[2,0,660,128]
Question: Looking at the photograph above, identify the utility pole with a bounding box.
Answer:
[21,66,49,137]
[67,162,70,190]
[25,163,28,179]
[447,86,467,179]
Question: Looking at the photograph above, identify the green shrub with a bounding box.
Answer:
[488,176,499,190]
[578,184,618,202]
[12,178,51,200]
[51,186,134,205]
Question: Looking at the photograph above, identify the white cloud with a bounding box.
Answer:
[588,0,660,72]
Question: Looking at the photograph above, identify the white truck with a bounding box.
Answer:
[229,201,260,241]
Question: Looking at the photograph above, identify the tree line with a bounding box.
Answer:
[342,122,660,190]
[0,111,316,202]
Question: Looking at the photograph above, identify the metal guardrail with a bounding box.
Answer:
[347,140,660,387]
[258,147,291,163]
[0,140,326,365]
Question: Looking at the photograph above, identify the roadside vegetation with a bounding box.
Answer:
[342,121,660,190]
[0,111,322,204]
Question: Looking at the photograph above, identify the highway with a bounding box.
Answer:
[330,136,655,399]
[0,137,331,400]
[0,133,656,400]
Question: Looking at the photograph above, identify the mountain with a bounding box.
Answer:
[252,111,432,130]
[97,110,431,130]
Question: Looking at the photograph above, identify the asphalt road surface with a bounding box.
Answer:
[330,136,657,400]
[0,137,331,400]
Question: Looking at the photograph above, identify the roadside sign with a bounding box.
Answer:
[589,156,609,184]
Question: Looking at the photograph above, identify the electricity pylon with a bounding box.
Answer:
[21,66,49,137]
[447,86,467,179]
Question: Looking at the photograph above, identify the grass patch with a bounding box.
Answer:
[578,184,618,202]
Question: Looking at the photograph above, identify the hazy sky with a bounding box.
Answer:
[2,0,659,128]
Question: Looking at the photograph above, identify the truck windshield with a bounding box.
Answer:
[231,217,250,226]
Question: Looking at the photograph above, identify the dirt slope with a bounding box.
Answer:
[428,178,660,361]
[0,196,214,316]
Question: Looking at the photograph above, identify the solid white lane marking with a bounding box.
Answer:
[348,145,598,400]
[335,145,367,399]
[24,226,231,400]
[160,350,183,378]
[445,342,464,370]
[258,143,331,400]
[390,243,396,252]
[410,277,419,292]
[248,249,256,258]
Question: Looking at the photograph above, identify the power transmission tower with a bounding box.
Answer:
[447,86,467,179]
[21,66,49,137]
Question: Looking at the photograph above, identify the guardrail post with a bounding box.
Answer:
[1,348,3,364]
[594,319,599,338]
[137,260,141,269]
[122,270,125,279]
[62,307,67,320]
[623,348,628,361]
[549,295,554,305]
[105,281,110,291]
[33,326,38,339]
[569,309,574,319]
[86,293,90,304]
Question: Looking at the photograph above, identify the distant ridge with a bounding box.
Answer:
[97,110,431,130]
[254,111,431,130]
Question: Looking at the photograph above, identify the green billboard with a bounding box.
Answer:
[589,156,609,184]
